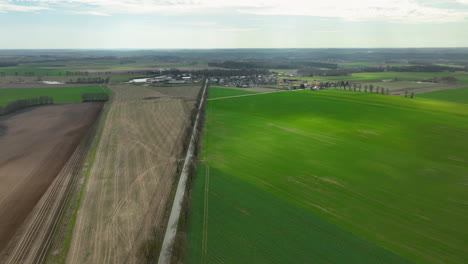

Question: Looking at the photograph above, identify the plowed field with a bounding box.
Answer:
[67,84,200,263]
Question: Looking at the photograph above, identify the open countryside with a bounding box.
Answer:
[0,47,467,264]
[186,88,468,264]
[417,87,468,104]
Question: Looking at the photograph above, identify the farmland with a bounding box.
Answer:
[66,84,201,263]
[0,86,108,106]
[0,48,467,264]
[208,87,257,99]
[290,71,468,84]
[186,89,468,264]
[417,87,468,104]
[0,103,103,262]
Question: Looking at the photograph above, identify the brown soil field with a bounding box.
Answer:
[0,76,76,85]
[0,103,103,258]
[0,83,99,89]
[66,84,201,263]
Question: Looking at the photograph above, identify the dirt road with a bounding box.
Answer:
[158,80,208,264]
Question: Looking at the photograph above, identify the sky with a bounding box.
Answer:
[0,0,468,49]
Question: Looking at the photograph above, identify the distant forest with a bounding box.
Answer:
[1,48,468,65]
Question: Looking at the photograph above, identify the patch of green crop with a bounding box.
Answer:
[208,87,257,99]
[0,86,107,106]
[340,62,377,68]
[417,87,468,104]
[187,164,412,264]
[0,66,72,76]
[288,71,468,84]
[187,90,468,264]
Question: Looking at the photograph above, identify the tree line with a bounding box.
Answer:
[307,80,392,95]
[336,83,390,95]
[159,68,269,77]
[388,65,460,72]
[81,93,109,102]
[0,96,54,116]
[208,61,338,70]
[0,62,18,67]
[67,77,110,84]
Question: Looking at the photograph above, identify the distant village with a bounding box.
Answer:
[130,72,344,91]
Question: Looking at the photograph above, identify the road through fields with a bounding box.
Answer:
[158,80,208,264]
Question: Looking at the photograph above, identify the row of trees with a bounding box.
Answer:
[299,67,352,77]
[324,82,391,94]
[208,61,338,70]
[67,77,110,84]
[335,83,416,98]
[81,93,109,102]
[426,76,458,83]
[0,96,54,116]
[159,68,269,77]
[388,65,460,72]
[0,62,18,67]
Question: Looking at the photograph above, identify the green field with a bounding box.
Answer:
[208,87,257,99]
[339,62,378,68]
[417,87,468,104]
[288,71,468,84]
[186,90,468,264]
[0,86,108,106]
[0,66,71,76]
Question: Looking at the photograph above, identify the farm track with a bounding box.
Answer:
[0,104,104,264]
[202,165,210,264]
[207,90,285,101]
[67,84,201,264]
[157,80,208,264]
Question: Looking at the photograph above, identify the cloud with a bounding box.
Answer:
[236,0,468,23]
[188,22,218,26]
[73,11,111,16]
[3,0,468,23]
[0,1,50,12]
[312,30,343,33]
[216,28,258,31]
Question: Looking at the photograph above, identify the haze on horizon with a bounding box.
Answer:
[1,0,468,49]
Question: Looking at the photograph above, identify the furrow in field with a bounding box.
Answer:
[67,84,201,263]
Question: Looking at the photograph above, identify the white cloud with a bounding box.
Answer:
[3,0,468,23]
[188,22,218,26]
[0,1,50,12]
[73,11,111,16]
[216,28,258,31]
[313,30,343,33]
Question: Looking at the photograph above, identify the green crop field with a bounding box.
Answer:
[288,71,468,84]
[0,86,108,106]
[339,62,377,68]
[417,87,468,104]
[186,90,468,264]
[0,66,71,76]
[208,87,257,99]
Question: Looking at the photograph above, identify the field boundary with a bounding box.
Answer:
[157,80,209,264]
[202,165,210,264]
[44,97,111,263]
[207,90,286,101]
